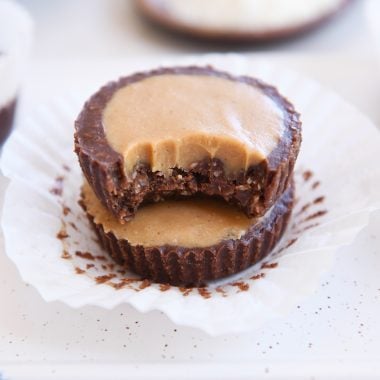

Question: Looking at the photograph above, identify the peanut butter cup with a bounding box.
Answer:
[75,66,301,223]
[80,180,294,286]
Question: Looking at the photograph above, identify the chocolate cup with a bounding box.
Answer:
[0,98,17,146]
[80,180,294,287]
[136,0,352,43]
[75,66,301,223]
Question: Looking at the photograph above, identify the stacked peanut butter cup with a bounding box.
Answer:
[75,66,301,286]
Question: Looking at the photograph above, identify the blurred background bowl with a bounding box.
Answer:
[0,0,33,146]
[136,0,353,43]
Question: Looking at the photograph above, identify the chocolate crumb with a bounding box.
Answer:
[62,164,71,172]
[95,274,116,284]
[261,262,278,269]
[61,250,72,260]
[86,263,95,269]
[312,181,320,189]
[75,267,85,274]
[302,170,313,181]
[75,251,95,261]
[101,264,107,270]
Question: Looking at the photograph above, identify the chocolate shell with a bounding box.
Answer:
[81,180,294,287]
[75,66,301,223]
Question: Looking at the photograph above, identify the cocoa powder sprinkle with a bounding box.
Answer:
[62,206,71,216]
[62,164,71,172]
[198,287,212,299]
[215,287,228,297]
[95,255,107,261]
[159,284,171,292]
[95,274,116,284]
[139,279,152,290]
[285,238,297,248]
[261,262,278,269]
[296,202,311,216]
[50,176,64,196]
[75,251,95,260]
[179,287,193,296]
[69,222,78,230]
[303,210,328,222]
[109,281,127,290]
[61,250,72,260]
[232,281,250,292]
[302,170,313,181]
[56,229,69,240]
[251,273,266,280]
[313,196,325,204]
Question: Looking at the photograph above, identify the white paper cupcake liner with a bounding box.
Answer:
[1,55,380,335]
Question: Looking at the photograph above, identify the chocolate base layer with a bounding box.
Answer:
[75,66,301,223]
[136,0,352,43]
[0,98,17,146]
[81,180,294,287]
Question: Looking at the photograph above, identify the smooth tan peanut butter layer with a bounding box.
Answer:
[103,74,284,176]
[82,182,254,248]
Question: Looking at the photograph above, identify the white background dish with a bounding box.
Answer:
[1,0,380,377]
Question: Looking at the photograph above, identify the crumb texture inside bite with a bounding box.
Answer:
[82,182,254,248]
[102,74,284,176]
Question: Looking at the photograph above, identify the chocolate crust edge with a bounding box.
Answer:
[75,66,301,222]
[80,180,294,287]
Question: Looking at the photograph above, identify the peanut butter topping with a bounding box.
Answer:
[103,74,284,176]
[82,182,254,248]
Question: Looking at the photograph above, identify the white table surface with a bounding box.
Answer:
[1,1,380,379]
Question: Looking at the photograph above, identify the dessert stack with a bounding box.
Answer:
[75,66,301,286]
